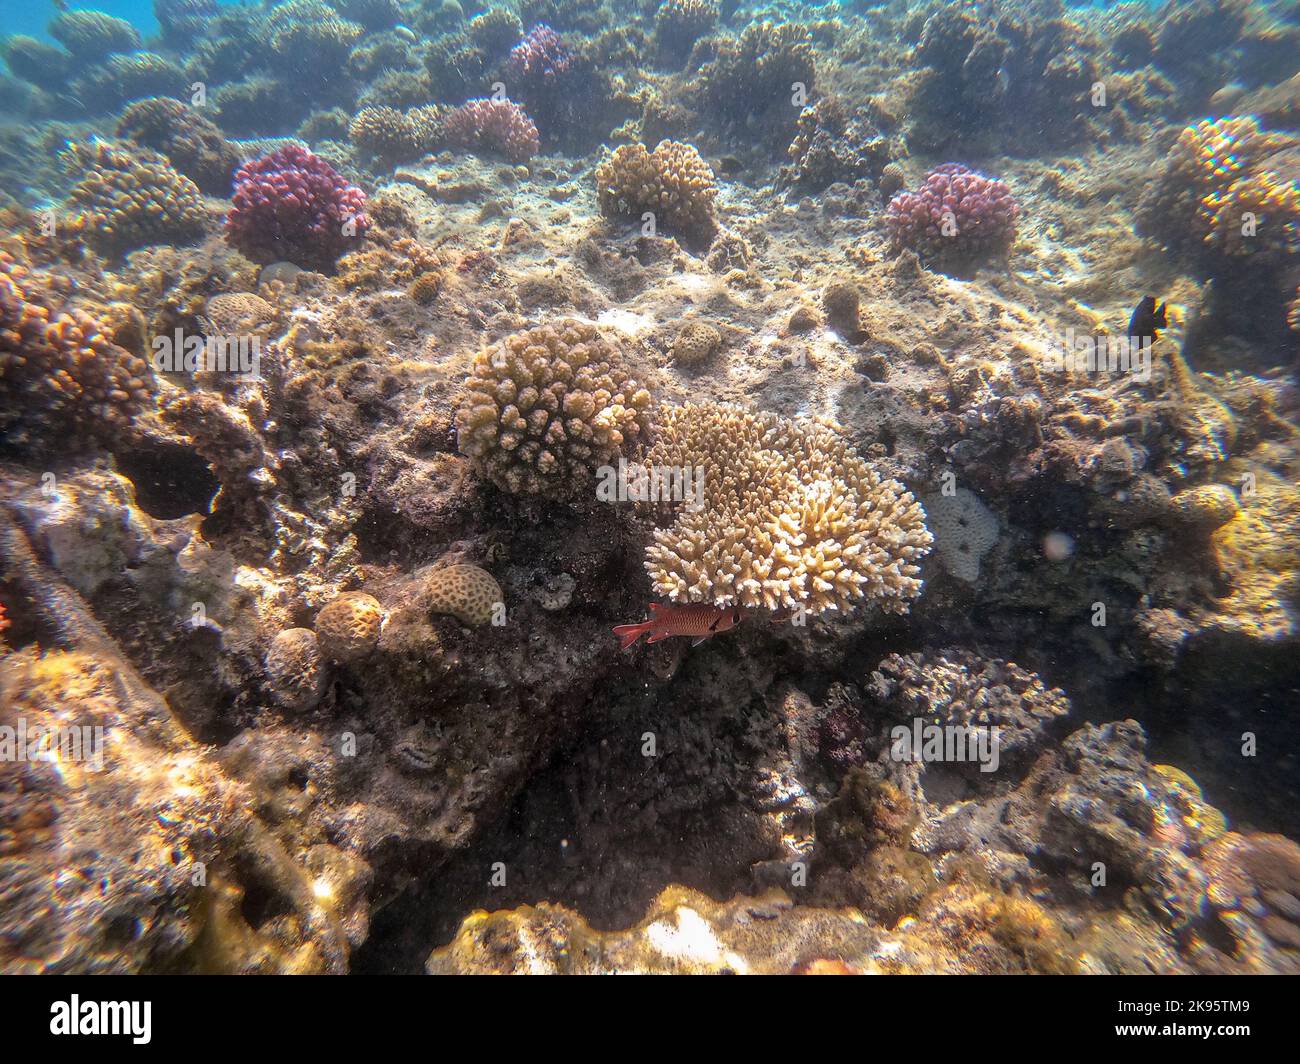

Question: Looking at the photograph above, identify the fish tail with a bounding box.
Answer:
[613,623,646,651]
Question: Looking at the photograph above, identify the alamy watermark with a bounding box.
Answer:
[596,459,705,512]
[0,718,107,772]
[151,329,261,381]
[1043,329,1151,384]
[890,718,1001,774]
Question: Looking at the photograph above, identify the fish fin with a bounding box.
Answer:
[612,624,644,651]
[647,603,664,614]
[691,636,708,647]
[645,630,666,644]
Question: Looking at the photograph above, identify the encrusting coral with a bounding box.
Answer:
[596,140,718,241]
[643,403,932,615]
[456,320,654,497]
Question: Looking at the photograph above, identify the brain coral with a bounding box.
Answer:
[644,403,932,614]
[670,321,721,367]
[1,250,154,449]
[439,99,541,163]
[921,487,999,582]
[265,628,328,712]
[456,320,654,497]
[315,591,385,664]
[63,140,207,256]
[425,564,503,627]
[596,140,718,240]
[885,164,1019,265]
[225,145,370,272]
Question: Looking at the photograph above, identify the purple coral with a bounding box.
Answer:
[505,24,573,86]
[884,163,1018,264]
[224,145,369,272]
[440,99,541,163]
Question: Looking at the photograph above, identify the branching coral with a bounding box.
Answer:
[699,21,815,122]
[62,139,207,255]
[225,145,369,272]
[884,164,1019,266]
[596,140,717,241]
[456,320,654,497]
[654,0,718,64]
[439,99,540,163]
[73,51,188,113]
[643,403,932,614]
[1,250,154,450]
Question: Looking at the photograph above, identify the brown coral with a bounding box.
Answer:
[62,140,207,256]
[424,564,503,627]
[265,628,328,712]
[670,321,721,367]
[0,250,154,450]
[456,320,654,497]
[644,403,932,614]
[314,592,385,664]
[117,97,242,195]
[596,140,718,241]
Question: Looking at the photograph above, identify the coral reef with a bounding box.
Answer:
[117,97,243,195]
[49,10,141,62]
[225,146,370,271]
[644,403,932,614]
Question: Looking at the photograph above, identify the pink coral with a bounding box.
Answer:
[884,163,1018,265]
[224,145,369,272]
[440,99,541,163]
[505,24,573,86]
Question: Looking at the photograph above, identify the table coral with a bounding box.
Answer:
[456,320,654,497]
[644,402,932,614]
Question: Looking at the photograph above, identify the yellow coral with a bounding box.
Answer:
[425,564,502,627]
[314,592,385,663]
[1208,470,1300,640]
[456,320,654,497]
[644,402,932,614]
[596,140,718,238]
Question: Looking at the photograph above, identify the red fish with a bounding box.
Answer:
[613,603,743,650]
